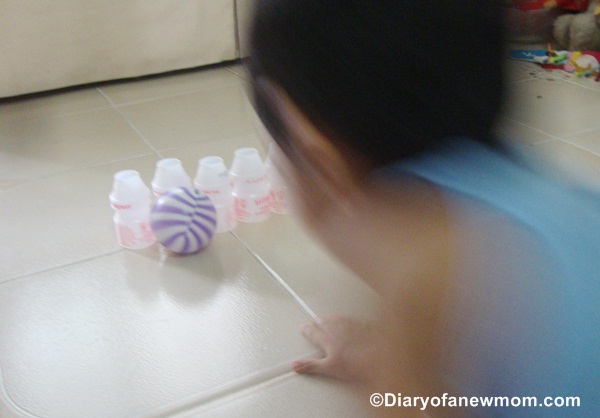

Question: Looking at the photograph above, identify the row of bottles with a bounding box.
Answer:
[109,147,290,250]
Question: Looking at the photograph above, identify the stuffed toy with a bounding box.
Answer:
[553,0,600,50]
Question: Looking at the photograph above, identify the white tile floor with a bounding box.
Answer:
[1,55,599,418]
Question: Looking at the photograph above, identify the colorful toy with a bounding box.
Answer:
[564,50,600,75]
[509,44,600,79]
[150,187,217,254]
[509,47,569,66]
[553,0,600,51]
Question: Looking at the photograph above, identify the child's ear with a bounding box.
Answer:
[259,79,364,193]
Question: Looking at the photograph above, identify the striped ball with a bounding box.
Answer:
[150,187,217,254]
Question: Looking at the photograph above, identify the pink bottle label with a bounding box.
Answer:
[234,195,271,222]
[115,221,155,249]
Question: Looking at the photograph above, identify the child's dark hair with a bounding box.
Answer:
[247,0,506,168]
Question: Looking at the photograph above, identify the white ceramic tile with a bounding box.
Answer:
[0,156,159,281]
[0,87,111,124]
[232,216,380,320]
[0,238,315,418]
[504,79,600,138]
[563,127,600,156]
[563,73,600,93]
[495,116,557,146]
[118,85,256,152]
[99,65,244,106]
[173,373,369,418]
[0,109,155,183]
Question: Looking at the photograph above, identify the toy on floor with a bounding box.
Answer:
[509,46,569,65]
[150,187,217,254]
[509,45,600,78]
[564,50,600,75]
[110,170,156,250]
[111,148,291,252]
[194,156,238,233]
[230,148,272,223]
[553,0,600,50]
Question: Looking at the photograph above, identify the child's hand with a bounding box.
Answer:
[292,316,377,383]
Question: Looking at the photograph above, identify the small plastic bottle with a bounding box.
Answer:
[194,156,237,233]
[230,148,271,223]
[109,170,155,249]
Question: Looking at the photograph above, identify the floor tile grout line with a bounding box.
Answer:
[96,80,245,109]
[502,115,600,156]
[498,116,562,143]
[555,137,600,158]
[0,103,114,126]
[559,123,600,143]
[96,87,162,156]
[167,373,298,418]
[1,249,122,286]
[140,357,317,418]
[230,231,319,320]
[500,111,600,148]
[561,77,600,93]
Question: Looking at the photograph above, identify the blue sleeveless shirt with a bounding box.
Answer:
[384,138,599,417]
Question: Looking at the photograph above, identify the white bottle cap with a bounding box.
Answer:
[230,148,266,179]
[194,156,230,190]
[109,170,151,208]
[151,158,192,196]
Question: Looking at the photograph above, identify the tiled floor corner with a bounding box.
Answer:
[1,53,599,417]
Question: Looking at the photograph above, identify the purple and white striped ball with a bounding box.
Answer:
[150,187,217,254]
